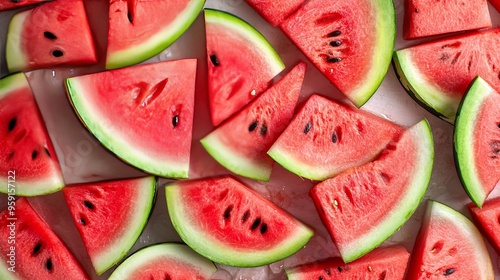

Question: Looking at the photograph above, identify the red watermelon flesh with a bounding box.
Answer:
[245,0,306,26]
[0,198,89,279]
[285,245,410,280]
[6,0,97,73]
[201,62,306,182]
[0,0,48,11]
[406,200,494,279]
[65,59,196,179]
[403,0,491,40]
[468,197,500,255]
[280,0,395,107]
[63,177,156,275]
[0,73,64,197]
[205,9,285,126]
[268,94,404,181]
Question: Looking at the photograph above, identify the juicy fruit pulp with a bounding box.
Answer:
[65,59,196,179]
[108,243,217,280]
[106,0,205,69]
[63,177,157,275]
[268,94,404,181]
[393,27,500,123]
[406,200,494,279]
[403,0,491,39]
[165,176,314,267]
[0,73,64,196]
[201,62,306,181]
[0,198,89,279]
[468,197,500,255]
[311,119,434,262]
[6,0,96,72]
[205,8,285,126]
[454,77,500,207]
[245,0,306,26]
[280,0,396,107]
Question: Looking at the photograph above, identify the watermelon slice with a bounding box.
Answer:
[106,0,205,69]
[201,62,306,182]
[244,0,306,26]
[65,59,196,179]
[403,0,491,40]
[311,119,434,262]
[268,94,404,181]
[6,0,97,73]
[165,176,314,267]
[0,0,48,11]
[406,200,494,279]
[0,73,64,196]
[468,196,500,256]
[454,77,500,207]
[280,0,396,107]
[0,198,89,279]
[491,0,500,12]
[205,8,285,126]
[393,28,500,123]
[108,243,217,279]
[62,176,156,275]
[285,245,410,279]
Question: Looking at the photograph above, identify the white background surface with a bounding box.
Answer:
[1,0,500,279]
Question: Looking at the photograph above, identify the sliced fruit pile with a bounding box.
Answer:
[0,0,499,279]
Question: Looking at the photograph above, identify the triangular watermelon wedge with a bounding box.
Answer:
[106,0,205,69]
[63,177,156,275]
[65,59,197,179]
[6,0,97,72]
[0,73,64,196]
[201,62,306,181]
[0,198,90,279]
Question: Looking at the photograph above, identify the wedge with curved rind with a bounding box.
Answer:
[454,77,500,207]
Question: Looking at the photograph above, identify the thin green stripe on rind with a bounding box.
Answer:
[454,77,494,207]
[65,78,189,179]
[204,8,285,76]
[165,183,314,267]
[5,10,29,73]
[108,243,217,280]
[105,0,205,69]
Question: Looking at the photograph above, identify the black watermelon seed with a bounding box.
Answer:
[79,216,87,226]
[210,54,220,66]
[172,115,179,127]
[251,218,261,230]
[241,210,250,223]
[328,30,341,37]
[8,118,16,132]
[331,132,338,143]
[52,50,64,57]
[327,57,342,63]
[444,268,454,276]
[127,11,133,23]
[414,8,419,13]
[338,266,343,272]
[223,205,233,219]
[45,258,53,271]
[260,123,268,136]
[248,120,258,132]
[324,268,331,275]
[318,277,324,280]
[43,31,57,40]
[260,223,267,234]
[304,121,312,134]
[32,150,38,160]
[11,0,20,3]
[44,147,51,157]
[33,242,42,256]
[497,123,500,129]
[83,200,95,210]
[329,40,342,47]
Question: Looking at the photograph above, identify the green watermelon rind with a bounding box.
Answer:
[5,10,29,73]
[108,243,217,279]
[105,0,205,70]
[340,119,434,263]
[392,49,461,123]
[0,73,65,197]
[204,8,285,75]
[165,182,314,267]
[453,77,495,208]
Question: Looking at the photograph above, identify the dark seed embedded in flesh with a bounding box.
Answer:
[497,123,500,129]
[260,223,267,234]
[83,200,95,210]
[319,277,324,280]
[329,40,342,47]
[43,31,57,40]
[32,150,38,160]
[33,242,42,256]
[164,274,171,280]
[172,115,179,127]
[304,121,312,134]
[251,217,261,230]
[79,216,87,226]
[338,266,343,272]
[52,50,64,57]
[223,205,233,219]
[331,132,338,143]
[45,258,53,272]
[328,30,341,37]
[127,11,133,23]
[8,118,16,132]
[248,120,258,132]
[327,57,342,63]
[260,123,268,136]
[324,268,331,275]
[44,148,51,157]
[444,268,455,276]
[241,210,250,223]
[210,54,220,66]
[11,0,20,3]
[414,8,419,13]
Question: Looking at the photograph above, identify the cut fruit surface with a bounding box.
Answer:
[245,0,306,26]
[65,59,196,178]
[201,62,306,181]
[393,28,500,123]
[0,0,48,11]
[406,200,494,280]
[165,176,314,267]
[468,196,500,255]
[311,119,434,262]
[280,0,396,107]
[63,176,157,275]
[6,0,96,72]
[268,94,404,181]
[205,8,285,126]
[0,73,64,196]
[454,77,500,207]
[108,243,217,280]
[106,0,205,69]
